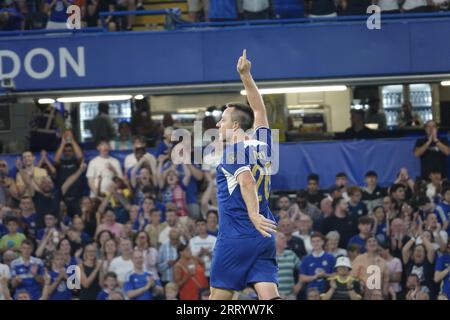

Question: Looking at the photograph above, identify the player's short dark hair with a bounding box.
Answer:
[307,173,319,182]
[226,103,254,131]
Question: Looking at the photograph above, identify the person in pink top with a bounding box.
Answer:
[96,209,124,238]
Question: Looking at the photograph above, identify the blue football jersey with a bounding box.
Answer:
[216,127,275,238]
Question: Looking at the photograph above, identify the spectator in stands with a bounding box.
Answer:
[0,160,19,207]
[173,243,208,300]
[294,190,322,224]
[90,103,116,145]
[320,197,358,249]
[423,212,448,252]
[10,240,44,300]
[86,0,117,31]
[379,242,403,300]
[361,170,386,213]
[335,172,350,201]
[299,232,336,294]
[352,236,389,298]
[305,173,325,208]
[242,0,270,19]
[435,187,450,233]
[158,228,181,285]
[339,0,373,15]
[79,242,102,300]
[44,0,72,29]
[390,182,409,213]
[108,238,134,284]
[279,218,307,259]
[19,197,37,239]
[365,98,387,130]
[144,208,166,248]
[348,216,373,252]
[431,0,449,10]
[45,251,72,300]
[188,0,209,21]
[96,271,119,300]
[347,186,368,219]
[124,249,163,300]
[54,130,84,218]
[293,214,313,254]
[0,215,26,253]
[398,101,422,127]
[16,151,49,197]
[155,126,174,157]
[275,232,301,300]
[86,140,123,197]
[342,109,375,140]
[189,218,216,278]
[388,218,411,259]
[434,240,450,299]
[116,0,137,30]
[414,120,450,179]
[134,231,159,276]
[110,121,132,151]
[0,0,24,31]
[158,209,180,244]
[273,194,293,221]
[325,231,347,258]
[321,256,362,300]
[373,206,388,244]
[373,0,401,13]
[306,0,338,17]
[402,233,436,298]
[96,208,124,238]
[426,169,443,201]
[402,0,433,12]
[125,136,157,179]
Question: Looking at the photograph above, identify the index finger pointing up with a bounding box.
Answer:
[242,49,247,59]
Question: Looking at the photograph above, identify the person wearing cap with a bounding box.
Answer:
[351,236,389,299]
[320,256,362,300]
[361,170,386,214]
[365,97,387,130]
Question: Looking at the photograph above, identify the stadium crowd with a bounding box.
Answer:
[0,101,449,301]
[1,0,449,31]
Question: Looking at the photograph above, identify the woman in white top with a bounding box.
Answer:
[325,231,348,258]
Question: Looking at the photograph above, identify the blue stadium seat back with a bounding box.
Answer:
[272,0,305,19]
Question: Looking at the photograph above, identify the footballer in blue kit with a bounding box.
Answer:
[209,50,280,300]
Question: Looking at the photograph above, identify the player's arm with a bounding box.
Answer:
[236,170,277,237]
[237,49,269,129]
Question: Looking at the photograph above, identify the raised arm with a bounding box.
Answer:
[61,163,87,196]
[237,50,269,129]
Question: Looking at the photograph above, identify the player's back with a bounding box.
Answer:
[216,127,275,239]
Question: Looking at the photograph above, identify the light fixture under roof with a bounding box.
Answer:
[134,94,145,100]
[56,95,132,103]
[38,98,55,104]
[441,81,450,86]
[240,85,347,95]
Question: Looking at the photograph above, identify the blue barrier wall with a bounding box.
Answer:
[0,137,432,190]
[1,16,450,92]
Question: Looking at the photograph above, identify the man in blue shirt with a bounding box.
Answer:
[45,251,71,300]
[435,187,450,234]
[124,250,163,300]
[10,240,45,300]
[434,241,450,299]
[299,232,336,293]
[209,50,278,300]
